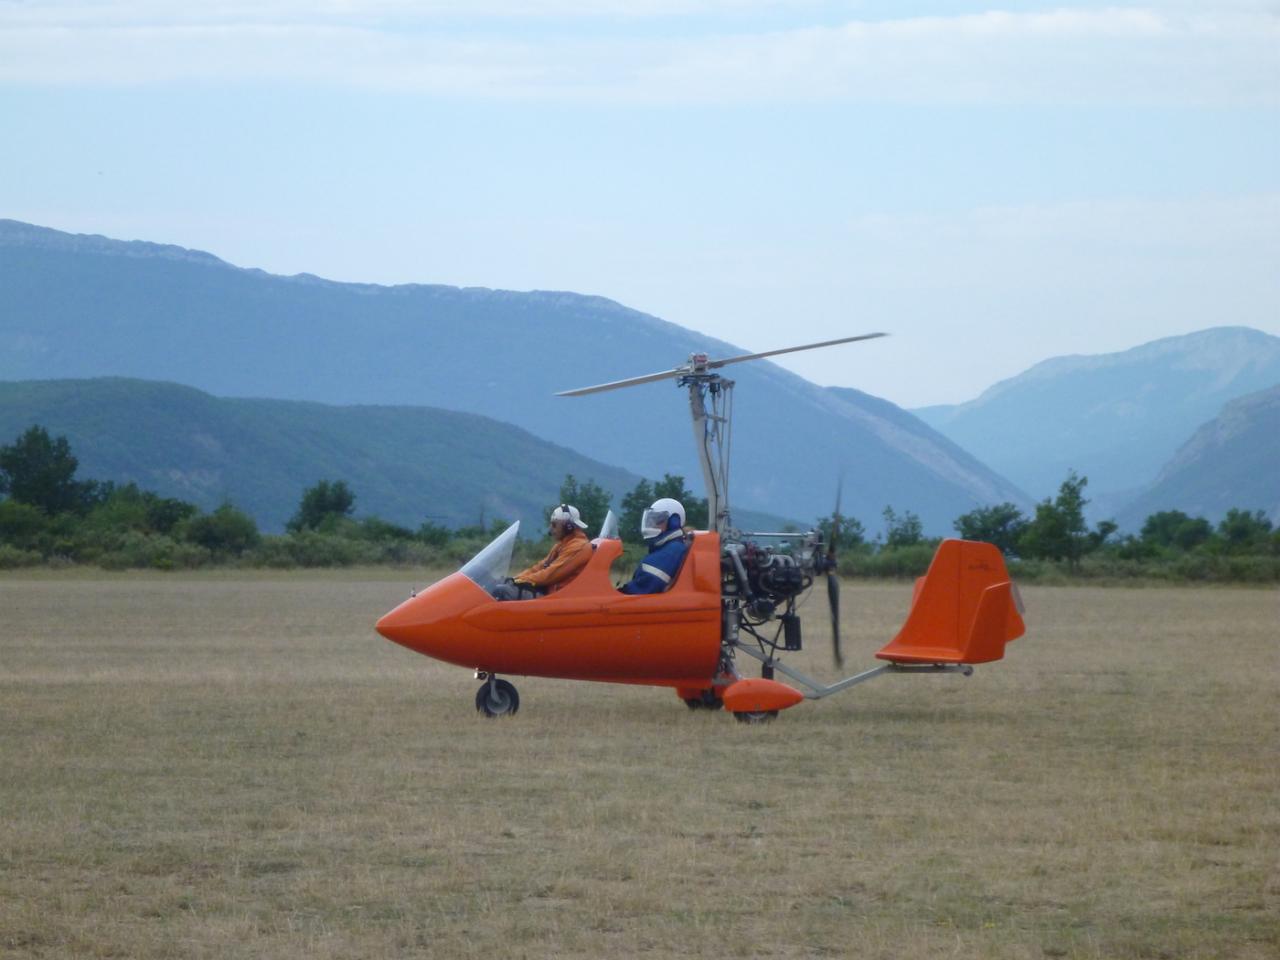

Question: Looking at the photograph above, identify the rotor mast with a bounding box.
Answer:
[679,355,733,536]
[556,332,887,537]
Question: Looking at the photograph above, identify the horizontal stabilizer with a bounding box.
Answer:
[876,539,1025,665]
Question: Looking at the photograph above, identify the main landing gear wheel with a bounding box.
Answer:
[475,678,520,718]
[733,710,778,724]
[683,691,724,711]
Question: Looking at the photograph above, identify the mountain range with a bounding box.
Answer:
[914,327,1280,504]
[0,219,1028,533]
[1116,384,1280,529]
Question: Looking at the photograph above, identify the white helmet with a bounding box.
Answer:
[550,503,589,530]
[641,497,685,540]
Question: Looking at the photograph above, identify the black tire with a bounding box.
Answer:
[733,710,778,724]
[475,678,520,717]
[684,691,724,711]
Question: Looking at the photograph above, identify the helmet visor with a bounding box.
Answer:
[640,509,670,540]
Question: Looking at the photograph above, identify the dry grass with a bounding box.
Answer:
[1,571,1277,959]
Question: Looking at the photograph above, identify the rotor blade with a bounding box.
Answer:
[558,332,887,396]
[707,332,887,370]
[828,572,844,668]
[556,367,688,397]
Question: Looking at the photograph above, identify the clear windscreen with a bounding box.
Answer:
[598,509,619,540]
[460,521,520,592]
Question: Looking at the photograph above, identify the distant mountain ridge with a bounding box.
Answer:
[914,327,1280,502]
[1117,384,1280,528]
[0,219,1028,532]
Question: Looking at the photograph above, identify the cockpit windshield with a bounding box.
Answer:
[598,509,619,541]
[460,521,520,593]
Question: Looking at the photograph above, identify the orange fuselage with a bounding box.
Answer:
[376,533,722,687]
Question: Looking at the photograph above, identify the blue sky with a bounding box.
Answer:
[2,1,1277,407]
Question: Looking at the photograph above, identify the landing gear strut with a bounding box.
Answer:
[475,675,520,717]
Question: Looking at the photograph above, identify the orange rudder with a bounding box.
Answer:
[876,539,1025,665]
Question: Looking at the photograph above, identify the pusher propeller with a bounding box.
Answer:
[827,478,845,668]
[556,333,887,397]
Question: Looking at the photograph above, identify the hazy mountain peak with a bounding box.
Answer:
[913,326,1280,502]
[966,326,1279,409]
[1118,384,1280,527]
[0,218,233,270]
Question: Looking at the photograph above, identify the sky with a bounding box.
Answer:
[2,1,1277,408]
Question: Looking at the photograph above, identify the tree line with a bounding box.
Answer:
[1,425,1276,581]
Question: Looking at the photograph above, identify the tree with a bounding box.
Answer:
[287,480,356,532]
[87,483,198,535]
[653,474,709,530]
[1140,510,1212,552]
[816,512,865,551]
[0,425,102,516]
[185,503,260,555]
[882,506,923,548]
[618,474,708,542]
[417,521,451,547]
[1217,508,1273,554]
[619,479,653,543]
[954,502,1028,556]
[1088,519,1119,551]
[1018,471,1098,570]
[554,474,612,534]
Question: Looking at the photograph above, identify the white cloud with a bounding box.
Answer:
[0,5,1276,105]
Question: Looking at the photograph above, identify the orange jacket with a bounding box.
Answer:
[514,529,592,592]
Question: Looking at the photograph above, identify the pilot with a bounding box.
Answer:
[619,498,689,594]
[492,504,592,600]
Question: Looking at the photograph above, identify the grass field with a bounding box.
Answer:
[1,571,1277,959]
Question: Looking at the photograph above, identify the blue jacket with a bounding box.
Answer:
[620,525,688,594]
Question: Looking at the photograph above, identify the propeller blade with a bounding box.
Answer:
[708,332,887,371]
[556,367,689,397]
[827,475,844,667]
[827,476,843,568]
[828,572,843,668]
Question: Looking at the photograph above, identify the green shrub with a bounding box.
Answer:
[94,533,213,571]
[0,544,42,569]
[0,500,50,549]
[841,543,937,579]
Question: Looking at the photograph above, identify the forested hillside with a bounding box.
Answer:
[0,378,643,531]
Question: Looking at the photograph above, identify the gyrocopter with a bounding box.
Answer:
[375,334,1026,722]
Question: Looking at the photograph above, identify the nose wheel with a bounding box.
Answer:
[475,676,520,718]
[733,710,778,724]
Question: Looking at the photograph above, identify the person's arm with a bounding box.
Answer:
[520,536,590,588]
[511,542,560,584]
[619,540,687,594]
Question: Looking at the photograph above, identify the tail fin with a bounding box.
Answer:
[876,539,1025,665]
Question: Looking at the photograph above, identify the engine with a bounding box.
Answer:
[722,541,814,607]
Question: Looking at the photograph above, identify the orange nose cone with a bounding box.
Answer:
[374,573,491,659]
[375,605,415,645]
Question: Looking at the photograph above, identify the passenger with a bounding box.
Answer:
[492,504,592,600]
[619,498,689,594]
